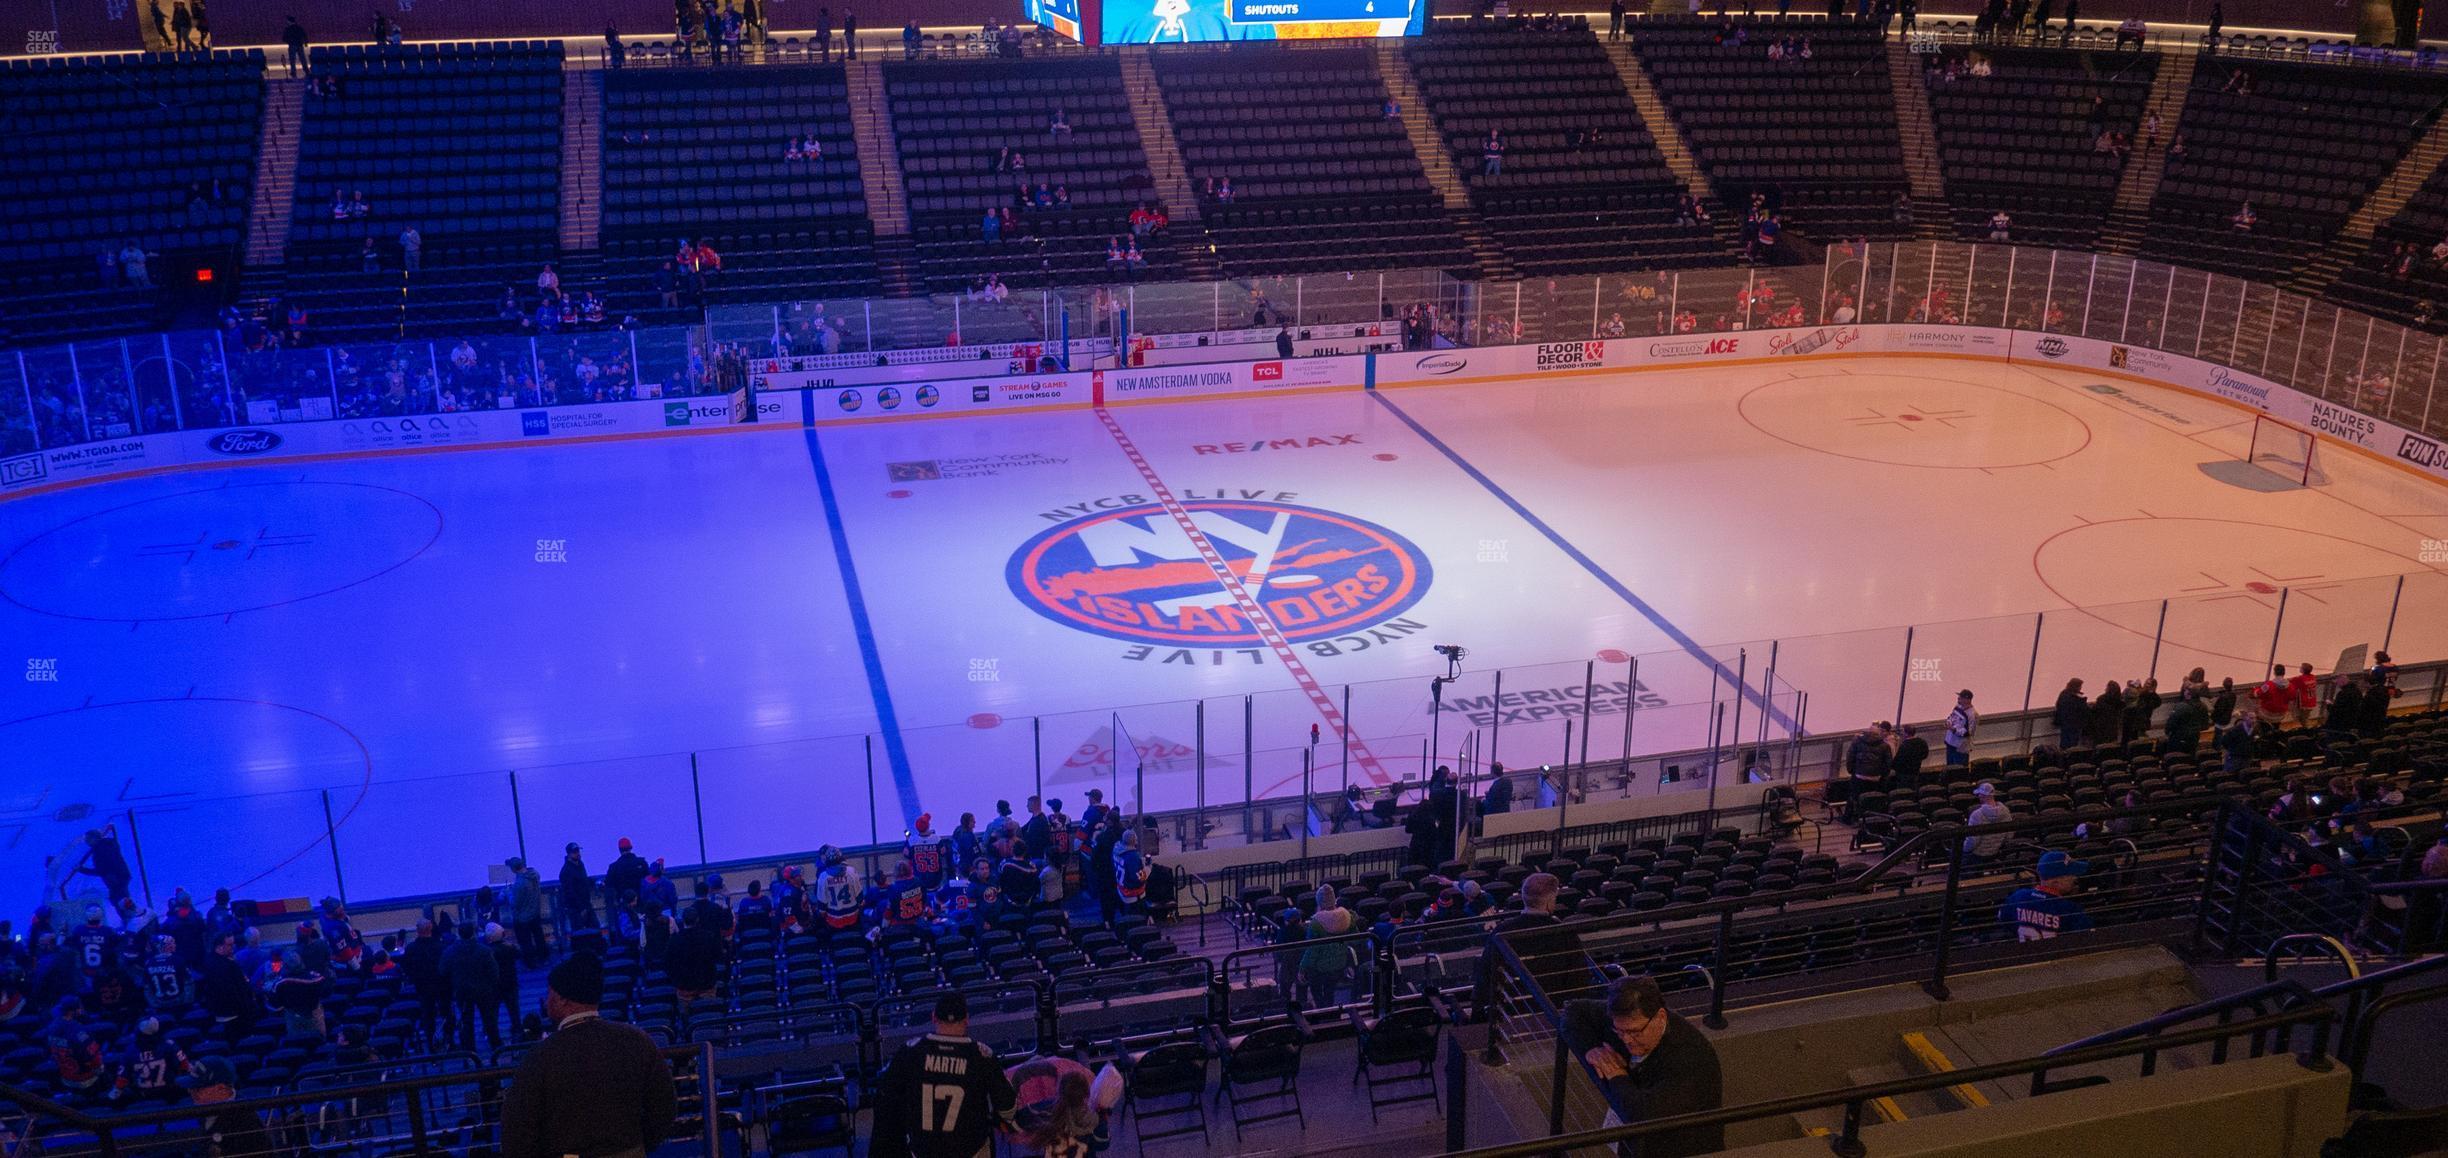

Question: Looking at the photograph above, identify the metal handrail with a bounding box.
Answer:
[1434,1006,2339,1158]
[2263,932,2363,983]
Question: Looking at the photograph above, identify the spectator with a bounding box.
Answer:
[1889,723,1929,790]
[1481,129,1505,176]
[508,856,546,966]
[65,827,134,906]
[2088,679,2126,746]
[872,994,1016,1158]
[2230,201,2256,233]
[2289,662,2320,726]
[2111,13,2143,48]
[196,931,251,1040]
[1008,1054,1124,1157]
[120,243,152,289]
[485,923,520,1036]
[560,842,597,934]
[605,24,626,67]
[282,15,307,76]
[1608,0,1626,38]
[501,954,678,1158]
[399,224,422,272]
[1963,782,2012,865]
[2216,713,2258,777]
[605,838,649,910]
[2252,665,2293,725]
[2124,678,2161,742]
[442,923,502,1050]
[1560,976,1724,1158]
[1300,887,1357,1009]
[1999,851,2093,940]
[2050,678,2087,750]
[1276,326,1294,360]
[179,1057,268,1155]
[1986,210,2011,242]
[841,8,858,57]
[45,996,108,1100]
[1113,827,1150,916]
[402,919,448,1043]
[903,18,921,59]
[1944,689,1978,766]
[2163,688,2210,755]
[663,907,725,1002]
[1049,107,1071,136]
[815,6,832,60]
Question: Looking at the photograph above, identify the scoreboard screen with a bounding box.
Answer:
[1024,0,1084,41]
[1099,0,1422,43]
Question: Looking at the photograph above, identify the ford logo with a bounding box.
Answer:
[206,429,282,456]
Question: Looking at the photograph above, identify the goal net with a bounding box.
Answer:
[2245,413,2326,488]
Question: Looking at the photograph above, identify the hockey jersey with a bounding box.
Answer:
[816,865,865,930]
[871,1032,1017,1158]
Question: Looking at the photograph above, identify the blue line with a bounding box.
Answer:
[798,391,923,825]
[1368,391,1796,733]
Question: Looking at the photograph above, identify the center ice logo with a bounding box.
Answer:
[1007,500,1431,647]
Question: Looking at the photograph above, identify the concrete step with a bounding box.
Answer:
[1120,52,1203,226]
[557,68,603,252]
[1375,40,1472,213]
[845,60,912,238]
[243,76,306,267]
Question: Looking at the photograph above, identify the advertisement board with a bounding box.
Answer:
[1092,354,1361,403]
[1099,0,1421,43]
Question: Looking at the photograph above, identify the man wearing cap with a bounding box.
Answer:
[1079,788,1110,834]
[111,1015,190,1103]
[2000,852,2094,941]
[872,993,1017,1158]
[503,953,676,1158]
[560,841,599,935]
[1962,783,2012,866]
[906,815,951,890]
[508,856,547,968]
[180,1056,268,1156]
[605,839,649,911]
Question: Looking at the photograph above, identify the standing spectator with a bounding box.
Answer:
[120,242,152,289]
[840,8,858,57]
[501,954,678,1158]
[815,6,833,60]
[2051,678,2087,750]
[605,24,626,67]
[604,838,648,910]
[2163,688,2210,756]
[402,919,448,1045]
[1561,976,1724,1158]
[872,994,1016,1158]
[1963,782,2012,866]
[400,225,422,272]
[2057,0,2076,44]
[2210,677,2238,728]
[1608,0,1626,38]
[195,932,251,1042]
[2289,662,2320,726]
[1944,690,1978,766]
[2124,678,2162,741]
[1481,129,1505,176]
[2253,665,2294,726]
[1299,887,1356,1009]
[282,16,307,76]
[2205,2,2223,50]
[45,996,108,1100]
[2089,680,2127,746]
[2216,713,2258,777]
[1889,724,1929,790]
[904,18,921,58]
[486,925,521,1041]
[508,856,546,967]
[1275,326,1294,359]
[443,923,502,1050]
[559,842,597,934]
[65,827,135,906]
[1113,828,1150,916]
[663,908,725,1003]
[171,0,195,49]
[1020,795,1053,858]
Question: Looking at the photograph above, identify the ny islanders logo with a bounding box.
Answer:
[1008,500,1431,647]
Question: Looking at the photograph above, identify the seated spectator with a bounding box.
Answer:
[1128,203,1155,237]
[1032,182,1054,208]
[1048,107,1071,136]
[498,286,525,324]
[1123,238,1146,272]
[982,208,1002,242]
[1216,176,1234,203]
[2000,851,2094,939]
[347,190,369,219]
[1381,96,1400,119]
[1008,1055,1123,1157]
[1053,183,1071,207]
[993,145,1013,172]
[1481,129,1505,175]
[1105,237,1125,271]
[329,191,349,221]
[1987,210,2011,242]
[2230,201,2256,233]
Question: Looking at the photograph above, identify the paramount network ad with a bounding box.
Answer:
[1099,0,1422,43]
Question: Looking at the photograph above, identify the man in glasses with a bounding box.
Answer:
[1563,975,1725,1157]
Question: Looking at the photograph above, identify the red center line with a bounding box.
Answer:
[1090,405,1395,788]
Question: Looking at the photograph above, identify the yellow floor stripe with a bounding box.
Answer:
[1902,1031,1992,1109]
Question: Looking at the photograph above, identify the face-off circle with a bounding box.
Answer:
[1736,376,2091,469]
[0,481,443,622]
[1007,499,1433,647]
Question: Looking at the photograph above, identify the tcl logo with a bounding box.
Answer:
[1252,362,1284,381]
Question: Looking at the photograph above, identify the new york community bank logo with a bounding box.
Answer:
[1007,499,1432,647]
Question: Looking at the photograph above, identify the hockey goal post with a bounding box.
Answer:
[2245,413,2325,488]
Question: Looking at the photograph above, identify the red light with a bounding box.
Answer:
[194,268,214,283]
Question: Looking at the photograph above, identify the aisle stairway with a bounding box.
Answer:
[1882,37,1954,240]
[2098,48,2197,257]
[243,75,306,269]
[845,59,914,293]
[1118,52,1217,281]
[557,69,602,253]
[2290,112,2448,297]
[1375,41,1512,280]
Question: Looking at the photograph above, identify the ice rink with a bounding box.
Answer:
[8,353,2448,904]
